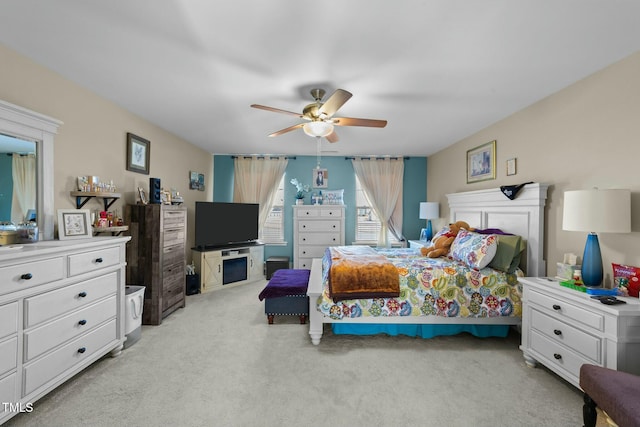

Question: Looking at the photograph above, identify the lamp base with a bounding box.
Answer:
[420,220,434,242]
[582,233,603,287]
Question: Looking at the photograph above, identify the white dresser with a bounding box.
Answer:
[293,205,345,269]
[0,237,129,424]
[519,276,640,389]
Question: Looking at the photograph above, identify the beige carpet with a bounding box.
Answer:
[6,279,602,427]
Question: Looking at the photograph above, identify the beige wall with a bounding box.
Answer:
[428,52,640,283]
[0,43,213,258]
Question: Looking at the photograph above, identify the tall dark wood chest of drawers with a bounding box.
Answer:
[125,204,187,325]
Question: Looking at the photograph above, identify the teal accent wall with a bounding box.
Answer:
[0,156,12,222]
[213,155,427,261]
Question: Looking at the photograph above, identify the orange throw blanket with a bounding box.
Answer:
[328,246,400,302]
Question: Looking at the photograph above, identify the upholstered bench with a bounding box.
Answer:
[580,364,640,427]
[258,269,310,324]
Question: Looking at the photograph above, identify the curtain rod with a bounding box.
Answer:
[231,155,296,160]
[344,156,410,160]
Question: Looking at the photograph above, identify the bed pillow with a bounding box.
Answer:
[322,189,344,205]
[450,228,498,269]
[488,234,525,273]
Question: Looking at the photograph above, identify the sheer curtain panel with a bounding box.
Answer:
[11,153,36,223]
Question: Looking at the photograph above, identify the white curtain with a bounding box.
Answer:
[11,153,36,224]
[233,156,288,240]
[352,157,404,247]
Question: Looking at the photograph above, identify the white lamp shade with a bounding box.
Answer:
[562,189,631,233]
[303,121,334,137]
[419,202,440,220]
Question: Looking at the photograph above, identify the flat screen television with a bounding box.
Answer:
[195,202,259,249]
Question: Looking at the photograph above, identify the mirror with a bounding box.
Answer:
[0,133,37,225]
[0,100,62,241]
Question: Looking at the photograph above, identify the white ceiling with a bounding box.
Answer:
[1,1,639,157]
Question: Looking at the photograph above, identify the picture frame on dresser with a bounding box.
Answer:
[57,209,92,240]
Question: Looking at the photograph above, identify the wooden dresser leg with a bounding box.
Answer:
[583,393,597,427]
[267,315,274,324]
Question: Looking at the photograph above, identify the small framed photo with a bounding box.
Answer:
[126,133,150,174]
[467,140,496,183]
[57,209,92,240]
[312,168,328,188]
[189,171,205,191]
[137,187,148,205]
[506,158,517,176]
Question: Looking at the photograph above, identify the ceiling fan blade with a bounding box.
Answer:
[251,104,303,118]
[318,89,352,118]
[325,131,339,143]
[332,117,387,128]
[268,123,304,137]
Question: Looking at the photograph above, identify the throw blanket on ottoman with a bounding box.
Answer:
[327,246,399,302]
[258,269,310,300]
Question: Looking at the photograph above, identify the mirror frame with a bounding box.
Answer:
[0,100,62,240]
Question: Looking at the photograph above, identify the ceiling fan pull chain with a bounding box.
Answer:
[316,136,321,168]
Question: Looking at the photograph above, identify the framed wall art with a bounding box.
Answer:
[126,132,150,174]
[506,158,517,176]
[57,209,92,240]
[312,168,328,188]
[467,140,496,183]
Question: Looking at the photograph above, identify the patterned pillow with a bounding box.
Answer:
[450,228,498,269]
[322,189,344,205]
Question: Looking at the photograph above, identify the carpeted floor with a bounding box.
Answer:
[5,279,601,427]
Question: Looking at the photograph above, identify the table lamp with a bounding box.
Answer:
[562,189,631,287]
[419,202,440,242]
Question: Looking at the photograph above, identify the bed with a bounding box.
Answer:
[307,183,549,345]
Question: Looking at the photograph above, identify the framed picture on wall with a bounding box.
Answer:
[312,168,328,188]
[467,140,496,183]
[126,133,150,174]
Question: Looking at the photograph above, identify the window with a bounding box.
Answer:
[261,175,285,244]
[354,175,401,246]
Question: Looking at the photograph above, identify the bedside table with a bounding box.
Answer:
[519,277,640,389]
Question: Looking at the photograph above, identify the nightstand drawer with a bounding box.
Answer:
[530,329,592,381]
[531,308,601,362]
[527,288,604,331]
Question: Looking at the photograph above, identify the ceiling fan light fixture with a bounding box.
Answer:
[303,121,334,137]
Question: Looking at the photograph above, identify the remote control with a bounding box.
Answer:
[591,296,626,305]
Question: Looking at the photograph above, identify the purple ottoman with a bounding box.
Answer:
[258,269,310,324]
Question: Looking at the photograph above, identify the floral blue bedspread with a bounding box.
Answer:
[317,247,522,320]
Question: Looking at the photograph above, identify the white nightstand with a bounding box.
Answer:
[408,240,429,249]
[519,277,640,389]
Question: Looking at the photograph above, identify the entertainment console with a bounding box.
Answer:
[192,243,264,293]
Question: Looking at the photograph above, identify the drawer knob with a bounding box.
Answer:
[302,238,306,241]
[78,291,87,298]
[21,273,33,280]
[95,257,103,263]
[552,304,561,311]
[553,353,562,360]
[78,319,87,326]
[302,251,306,255]
[303,225,306,228]
[332,225,336,229]
[553,329,562,336]
[77,347,87,354]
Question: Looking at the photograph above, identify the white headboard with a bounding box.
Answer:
[447,183,549,277]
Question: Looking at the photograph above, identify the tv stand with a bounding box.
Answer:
[193,243,264,293]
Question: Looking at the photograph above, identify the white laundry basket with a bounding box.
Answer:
[124,285,145,349]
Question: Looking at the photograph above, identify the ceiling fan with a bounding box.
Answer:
[250,88,387,143]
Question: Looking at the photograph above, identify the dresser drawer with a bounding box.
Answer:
[23,320,116,396]
[0,372,17,409]
[0,337,17,377]
[25,272,118,328]
[24,295,117,361]
[0,302,18,340]
[163,243,185,265]
[163,262,184,290]
[298,220,341,233]
[296,208,320,218]
[0,257,64,294]
[68,246,120,277]
[298,246,330,259]
[163,209,186,227]
[320,208,343,218]
[164,228,185,247]
[298,258,314,270]
[526,288,604,331]
[530,329,591,382]
[162,280,184,311]
[531,308,601,362]
[299,232,341,245]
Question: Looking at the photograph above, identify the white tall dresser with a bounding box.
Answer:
[293,205,345,269]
